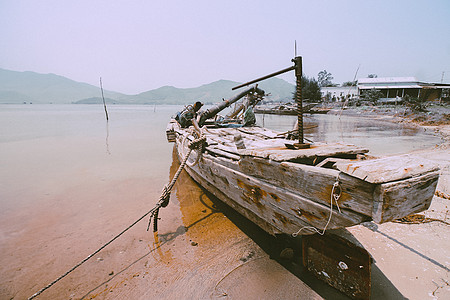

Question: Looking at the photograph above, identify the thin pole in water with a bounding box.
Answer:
[100,77,109,121]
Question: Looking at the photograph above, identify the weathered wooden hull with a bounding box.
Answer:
[167,120,439,236]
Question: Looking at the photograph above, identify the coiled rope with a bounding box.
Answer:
[28,135,206,300]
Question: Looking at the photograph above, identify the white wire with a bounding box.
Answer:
[292,179,341,237]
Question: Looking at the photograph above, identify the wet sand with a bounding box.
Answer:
[1,105,449,299]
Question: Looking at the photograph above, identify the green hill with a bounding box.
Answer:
[0,68,126,104]
[131,78,295,105]
[73,97,125,104]
[0,68,295,105]
[131,80,241,104]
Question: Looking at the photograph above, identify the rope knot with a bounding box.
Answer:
[160,186,171,208]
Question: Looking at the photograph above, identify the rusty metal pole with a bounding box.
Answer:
[292,56,305,147]
[293,56,309,148]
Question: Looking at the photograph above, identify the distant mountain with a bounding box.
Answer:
[131,80,241,104]
[73,97,126,104]
[131,78,295,105]
[0,68,295,105]
[0,68,126,104]
[258,77,295,102]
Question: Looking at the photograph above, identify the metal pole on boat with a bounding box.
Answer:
[231,56,309,148]
[293,56,310,148]
[232,66,294,91]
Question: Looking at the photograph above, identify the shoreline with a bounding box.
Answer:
[329,104,450,144]
[333,105,450,196]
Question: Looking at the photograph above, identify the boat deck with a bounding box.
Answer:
[201,126,369,164]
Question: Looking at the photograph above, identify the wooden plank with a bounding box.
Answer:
[336,154,440,184]
[239,142,369,162]
[315,157,349,168]
[237,127,281,139]
[373,170,440,223]
[205,146,241,161]
[302,231,372,300]
[204,129,289,151]
[239,157,375,217]
[193,157,315,235]
[203,154,239,173]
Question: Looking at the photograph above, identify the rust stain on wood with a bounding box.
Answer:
[269,193,280,202]
[262,146,289,150]
[236,178,267,210]
[292,208,323,222]
[316,187,332,204]
[315,182,360,211]
[272,211,293,225]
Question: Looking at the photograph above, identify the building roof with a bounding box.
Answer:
[357,77,450,90]
[358,85,422,90]
[358,77,419,84]
[423,83,450,88]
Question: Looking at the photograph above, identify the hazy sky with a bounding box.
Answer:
[1,0,449,94]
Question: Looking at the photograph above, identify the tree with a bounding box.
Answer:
[360,88,383,105]
[342,80,357,86]
[292,75,322,102]
[302,75,321,101]
[317,70,334,87]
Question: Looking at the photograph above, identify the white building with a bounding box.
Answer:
[320,77,450,102]
[358,77,450,101]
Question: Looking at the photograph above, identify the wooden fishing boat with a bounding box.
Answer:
[165,58,440,236]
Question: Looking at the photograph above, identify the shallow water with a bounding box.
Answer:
[0,104,443,299]
[258,113,441,156]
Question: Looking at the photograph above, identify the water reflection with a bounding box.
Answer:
[105,121,111,155]
[168,147,223,242]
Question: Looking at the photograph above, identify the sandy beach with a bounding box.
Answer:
[1,105,449,299]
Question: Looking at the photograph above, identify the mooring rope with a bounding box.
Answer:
[28,135,206,300]
[147,135,206,231]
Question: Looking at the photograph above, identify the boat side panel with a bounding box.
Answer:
[188,153,370,235]
[373,170,440,223]
[174,137,288,235]
[239,157,375,217]
[183,162,283,236]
